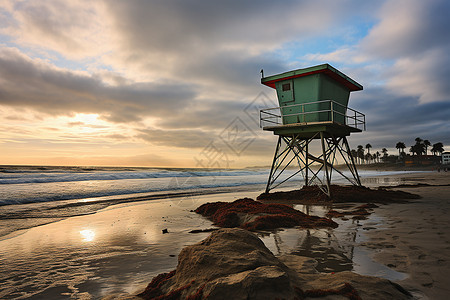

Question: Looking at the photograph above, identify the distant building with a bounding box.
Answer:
[443,152,450,165]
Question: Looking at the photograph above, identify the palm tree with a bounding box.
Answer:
[417,143,425,155]
[424,140,431,155]
[419,144,425,155]
[357,145,364,164]
[376,151,380,163]
[431,142,444,156]
[410,138,426,156]
[395,142,406,156]
[372,153,377,163]
[365,143,372,155]
[410,143,425,156]
[381,148,388,161]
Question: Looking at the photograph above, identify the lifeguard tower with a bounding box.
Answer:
[260,64,365,197]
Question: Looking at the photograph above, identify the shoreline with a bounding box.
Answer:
[0,170,448,299]
[0,184,267,239]
[0,169,424,240]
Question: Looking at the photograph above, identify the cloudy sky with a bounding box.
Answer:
[0,0,449,168]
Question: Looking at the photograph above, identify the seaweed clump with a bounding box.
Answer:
[137,270,176,299]
[195,198,337,231]
[257,185,420,204]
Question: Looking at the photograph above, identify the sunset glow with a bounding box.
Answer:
[80,229,96,242]
[0,0,448,167]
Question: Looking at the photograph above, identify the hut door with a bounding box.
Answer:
[276,80,296,124]
[277,80,294,105]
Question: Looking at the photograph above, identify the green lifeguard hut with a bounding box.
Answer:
[260,64,365,197]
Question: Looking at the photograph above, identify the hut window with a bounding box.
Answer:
[282,83,291,91]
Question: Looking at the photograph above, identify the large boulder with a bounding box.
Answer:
[138,228,411,300]
[140,228,299,299]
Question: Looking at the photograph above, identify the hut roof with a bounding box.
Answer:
[261,63,363,91]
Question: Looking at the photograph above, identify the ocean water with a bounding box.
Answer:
[0,165,417,207]
[0,165,270,206]
[0,165,421,236]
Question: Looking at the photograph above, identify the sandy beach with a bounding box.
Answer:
[359,171,450,299]
[0,170,449,299]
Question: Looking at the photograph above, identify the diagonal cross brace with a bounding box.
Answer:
[265,133,361,197]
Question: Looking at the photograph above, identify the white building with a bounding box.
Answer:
[442,152,450,165]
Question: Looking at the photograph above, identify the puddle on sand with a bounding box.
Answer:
[352,247,407,281]
[259,204,407,282]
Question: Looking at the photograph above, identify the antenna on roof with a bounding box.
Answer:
[260,69,264,78]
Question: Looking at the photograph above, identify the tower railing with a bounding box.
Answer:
[259,100,365,131]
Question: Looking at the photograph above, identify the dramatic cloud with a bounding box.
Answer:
[102,0,376,87]
[0,0,448,166]
[362,0,450,59]
[0,47,197,123]
[386,49,450,104]
[137,128,213,149]
[1,0,111,59]
[361,0,450,104]
[350,87,450,149]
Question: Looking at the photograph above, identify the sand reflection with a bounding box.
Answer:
[80,229,96,242]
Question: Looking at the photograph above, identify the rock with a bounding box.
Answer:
[279,254,319,274]
[162,228,168,234]
[138,228,411,300]
[293,270,412,300]
[203,265,293,300]
[279,254,411,299]
[167,228,298,298]
[139,228,299,299]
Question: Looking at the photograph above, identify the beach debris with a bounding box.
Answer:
[195,198,337,231]
[257,185,420,204]
[363,227,377,231]
[188,228,218,234]
[162,228,169,234]
[137,228,411,300]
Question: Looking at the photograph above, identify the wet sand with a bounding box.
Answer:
[359,171,450,299]
[0,191,262,299]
